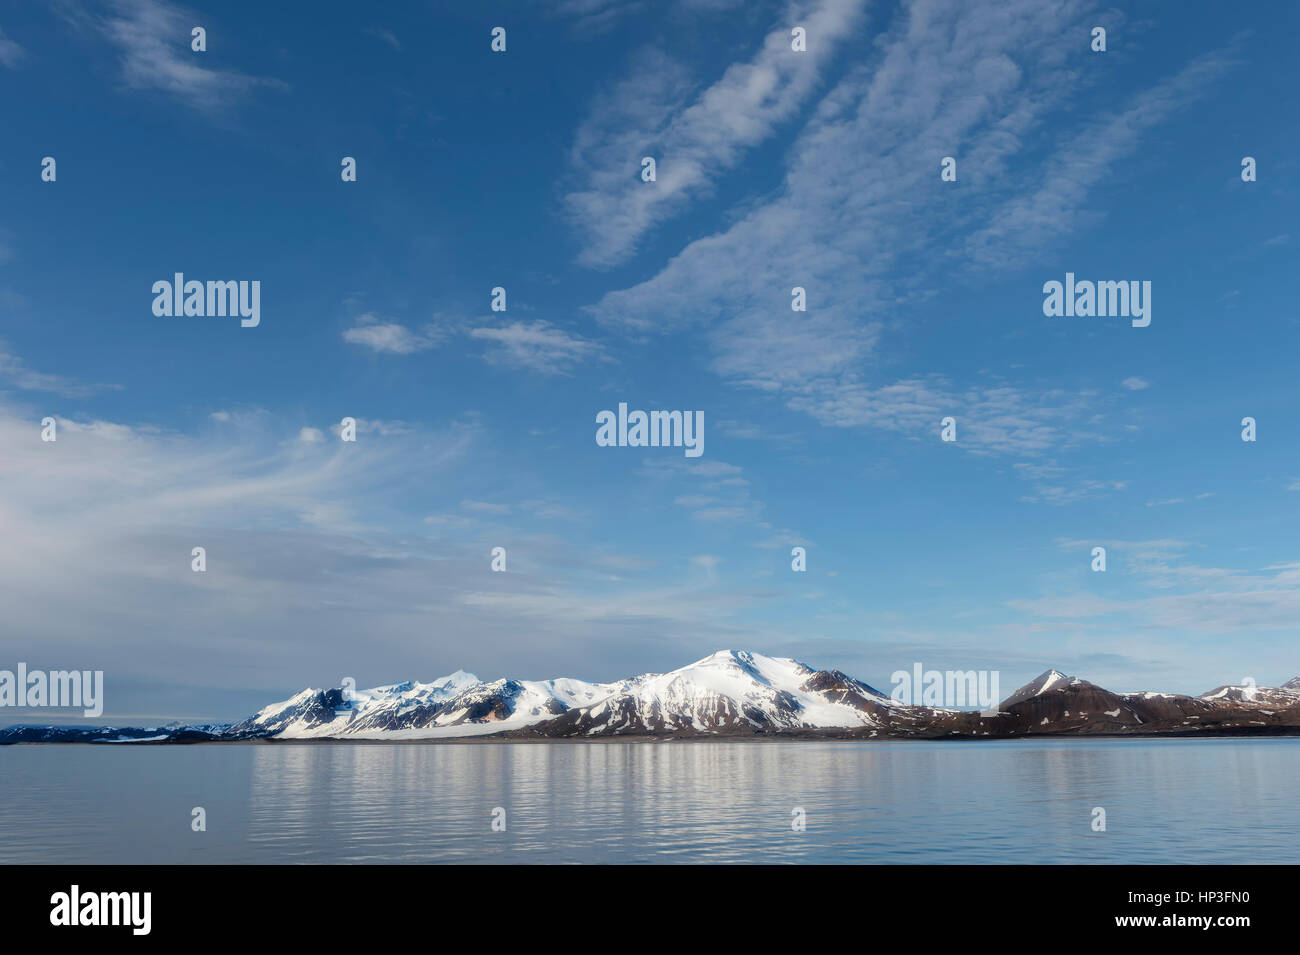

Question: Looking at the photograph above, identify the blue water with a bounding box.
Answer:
[1,738,1296,863]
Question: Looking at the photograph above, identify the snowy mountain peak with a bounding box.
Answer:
[427,669,481,692]
[1029,669,1071,691]
[525,650,892,737]
[436,668,479,684]
[687,649,800,672]
[699,649,749,662]
[1001,669,1075,708]
[682,649,809,676]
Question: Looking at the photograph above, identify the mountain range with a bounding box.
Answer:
[4,650,1299,742]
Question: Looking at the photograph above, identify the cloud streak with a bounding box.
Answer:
[342,315,446,354]
[565,0,867,266]
[0,346,121,397]
[584,0,1233,466]
[64,0,284,112]
[0,27,26,68]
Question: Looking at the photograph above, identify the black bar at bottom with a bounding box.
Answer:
[0,864,1277,941]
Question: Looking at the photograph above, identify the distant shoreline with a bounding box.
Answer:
[7,727,1300,745]
[7,652,1299,744]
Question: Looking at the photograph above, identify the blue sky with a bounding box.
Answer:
[1,0,1298,722]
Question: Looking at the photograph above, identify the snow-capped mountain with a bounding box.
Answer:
[227,669,616,739]
[4,652,1299,742]
[1000,669,1079,708]
[519,650,898,736]
[1197,679,1300,706]
[971,667,1300,736]
[222,650,896,739]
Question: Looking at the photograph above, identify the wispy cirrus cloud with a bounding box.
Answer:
[0,398,772,716]
[61,0,284,112]
[364,26,401,51]
[964,44,1240,268]
[1009,540,1300,639]
[0,346,121,397]
[588,0,1102,330]
[644,457,770,526]
[789,375,1107,458]
[584,0,1233,469]
[342,312,604,376]
[342,314,447,354]
[468,320,605,376]
[553,0,650,34]
[585,0,1103,417]
[0,27,26,68]
[565,0,867,267]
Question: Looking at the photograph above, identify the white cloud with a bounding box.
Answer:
[1018,478,1127,506]
[651,458,764,524]
[0,396,791,714]
[553,0,649,33]
[588,0,1098,336]
[691,554,723,581]
[342,313,603,375]
[791,376,1104,457]
[584,0,1233,464]
[1010,555,1300,637]
[0,345,121,397]
[1122,376,1150,391]
[965,46,1239,268]
[68,0,284,112]
[0,27,26,68]
[565,0,867,266]
[468,320,603,375]
[342,314,445,354]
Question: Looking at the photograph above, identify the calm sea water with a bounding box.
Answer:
[1,738,1297,864]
